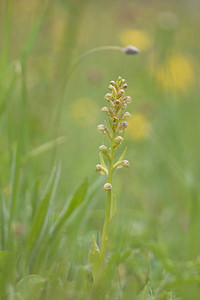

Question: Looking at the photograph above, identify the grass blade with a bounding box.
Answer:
[23,136,66,163]
[50,178,88,239]
[7,143,20,247]
[26,163,61,262]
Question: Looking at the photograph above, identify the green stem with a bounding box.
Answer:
[100,131,116,263]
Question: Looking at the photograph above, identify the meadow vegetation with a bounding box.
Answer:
[0,0,200,299]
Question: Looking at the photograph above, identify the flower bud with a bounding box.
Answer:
[113,160,130,169]
[113,116,118,123]
[104,93,113,101]
[101,106,109,113]
[122,45,140,55]
[99,145,107,151]
[117,121,128,132]
[122,83,128,89]
[110,80,116,86]
[123,96,132,104]
[97,124,106,132]
[104,183,112,191]
[115,100,121,105]
[121,78,126,84]
[96,164,107,175]
[113,136,124,149]
[115,136,124,143]
[123,112,132,119]
[118,89,125,97]
[121,121,128,128]
[122,160,130,168]
[99,145,110,159]
[117,76,122,82]
[108,85,117,95]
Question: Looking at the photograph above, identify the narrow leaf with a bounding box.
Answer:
[26,163,61,256]
[16,274,46,300]
[0,195,8,248]
[23,136,66,162]
[116,146,127,164]
[89,235,101,283]
[50,178,88,238]
[7,144,20,245]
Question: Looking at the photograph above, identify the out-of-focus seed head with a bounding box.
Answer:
[104,183,112,191]
[122,45,140,55]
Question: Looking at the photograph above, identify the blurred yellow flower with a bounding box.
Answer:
[70,98,99,126]
[127,113,150,140]
[52,19,67,52]
[3,185,11,196]
[156,55,195,93]
[119,29,151,51]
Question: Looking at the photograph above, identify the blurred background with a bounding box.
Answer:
[0,0,200,298]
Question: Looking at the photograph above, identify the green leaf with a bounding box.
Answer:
[0,251,6,270]
[136,282,151,300]
[26,163,61,258]
[50,178,88,238]
[7,144,21,245]
[117,146,127,163]
[0,195,7,248]
[147,242,173,273]
[89,235,102,283]
[66,177,104,232]
[16,274,46,300]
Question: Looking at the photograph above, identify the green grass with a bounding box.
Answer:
[0,0,200,299]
